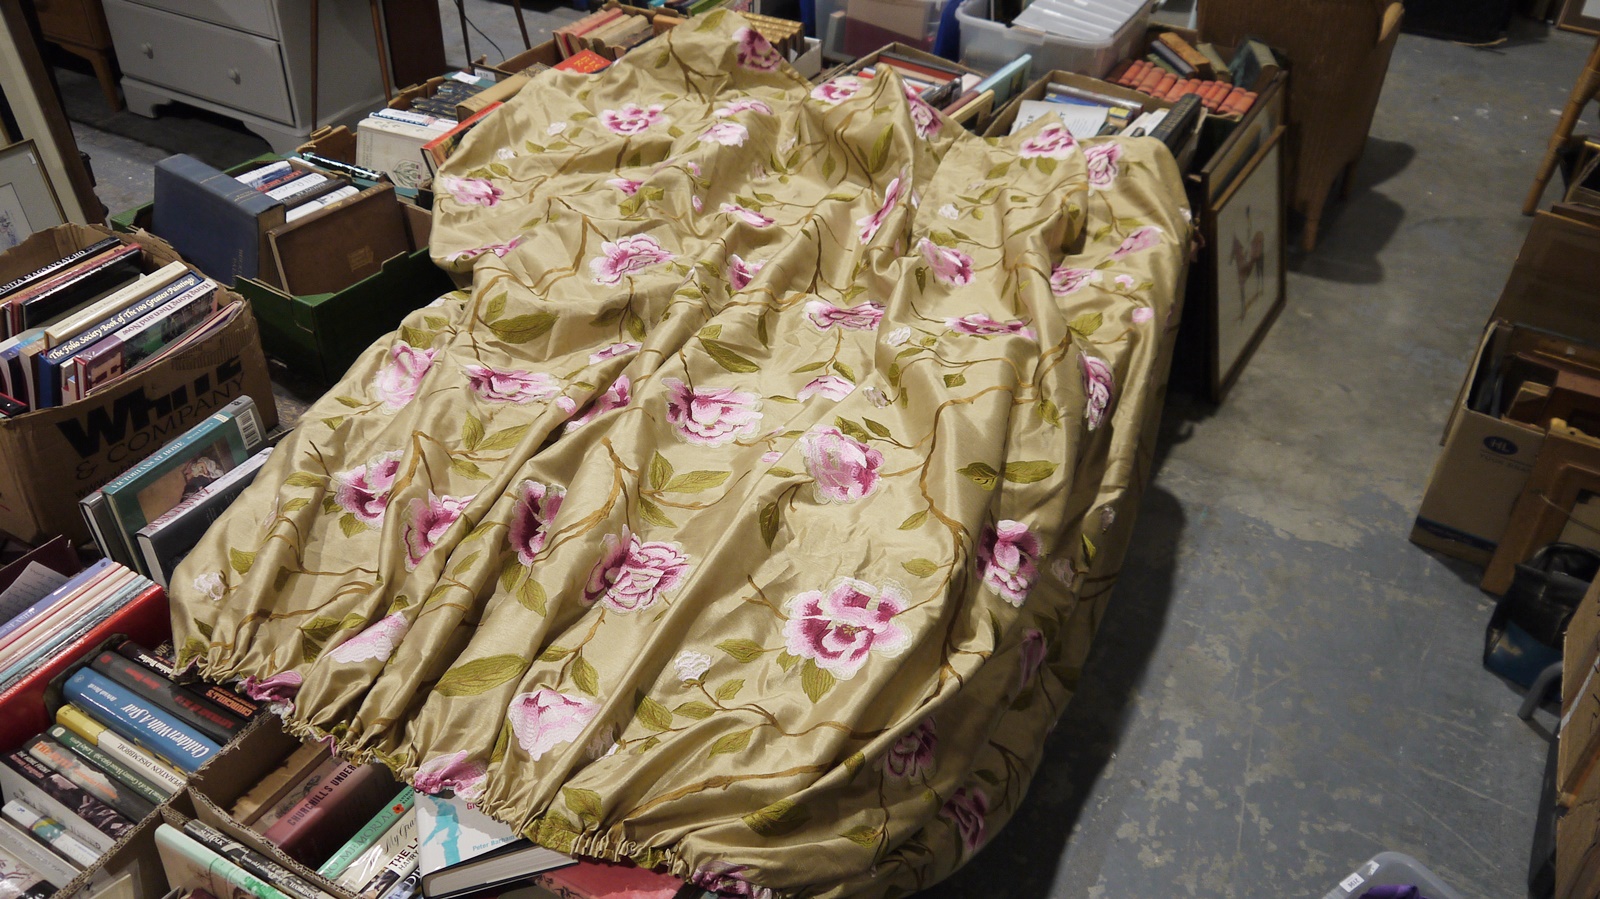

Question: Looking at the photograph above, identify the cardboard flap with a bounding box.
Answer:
[267,185,410,297]
[1494,211,1600,342]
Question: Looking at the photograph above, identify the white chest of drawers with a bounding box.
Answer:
[103,0,387,153]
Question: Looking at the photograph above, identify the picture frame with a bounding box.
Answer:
[1559,0,1600,35]
[0,141,66,253]
[1207,125,1287,401]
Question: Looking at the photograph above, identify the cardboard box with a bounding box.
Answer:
[983,69,1173,138]
[0,225,278,545]
[1561,578,1600,799]
[482,39,562,78]
[1411,211,1600,564]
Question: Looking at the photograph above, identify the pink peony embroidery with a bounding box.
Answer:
[446,237,522,262]
[857,173,908,244]
[1116,274,1138,289]
[600,103,666,135]
[797,375,855,402]
[1018,628,1047,689]
[608,178,643,196]
[374,342,437,411]
[591,235,673,285]
[884,717,937,778]
[1131,306,1154,323]
[947,313,1036,340]
[919,239,974,286]
[335,451,402,524]
[716,98,774,117]
[720,203,774,228]
[589,342,641,364]
[734,27,782,71]
[699,121,748,147]
[583,527,691,613]
[1111,225,1163,259]
[760,450,783,463]
[1049,266,1099,296]
[412,751,485,801]
[942,787,989,855]
[441,177,502,207]
[904,84,941,139]
[564,376,632,432]
[664,378,763,446]
[804,300,883,331]
[507,689,598,760]
[242,671,302,705]
[464,365,560,404]
[1084,142,1123,191]
[811,77,860,104]
[509,480,565,566]
[783,577,910,679]
[691,195,704,213]
[1019,122,1078,159]
[798,425,883,503]
[727,254,765,291]
[977,519,1041,606]
[328,613,409,664]
[403,492,473,570]
[690,863,765,899]
[1082,353,1114,431]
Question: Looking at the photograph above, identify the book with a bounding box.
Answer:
[0,815,81,887]
[416,793,573,899]
[55,705,187,794]
[553,51,610,74]
[89,649,243,744]
[0,844,58,899]
[356,843,418,899]
[152,155,285,283]
[263,762,397,865]
[46,724,171,805]
[0,330,44,406]
[248,754,343,833]
[317,787,414,879]
[0,392,23,418]
[62,669,222,774]
[1149,94,1203,152]
[115,640,257,720]
[971,55,1032,106]
[1195,42,1232,82]
[1228,37,1278,92]
[154,824,294,899]
[285,187,360,224]
[422,104,503,178]
[234,743,331,827]
[554,8,623,56]
[0,238,120,306]
[179,820,336,899]
[23,735,156,823]
[235,161,292,186]
[3,245,144,338]
[335,813,415,892]
[0,571,152,691]
[0,560,112,644]
[0,751,131,851]
[135,439,271,589]
[42,261,189,348]
[0,800,99,868]
[68,279,219,403]
[376,870,420,899]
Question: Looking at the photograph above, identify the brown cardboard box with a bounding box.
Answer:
[1411,210,1600,564]
[267,184,412,297]
[0,225,278,545]
[1561,579,1600,799]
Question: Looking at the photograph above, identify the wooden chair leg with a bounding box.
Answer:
[1339,157,1360,200]
[1525,38,1600,215]
[1300,193,1326,252]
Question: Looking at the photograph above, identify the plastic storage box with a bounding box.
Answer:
[846,0,944,46]
[955,0,1151,77]
[1321,852,1467,899]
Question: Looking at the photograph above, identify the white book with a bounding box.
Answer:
[335,811,417,892]
[0,813,86,886]
[414,793,516,877]
[42,262,188,348]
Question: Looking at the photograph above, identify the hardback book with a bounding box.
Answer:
[416,793,574,899]
[152,155,286,283]
[80,491,138,568]
[0,815,82,887]
[67,278,219,404]
[421,105,503,178]
[334,812,415,893]
[530,860,683,899]
[552,51,610,74]
[23,735,156,823]
[179,820,336,899]
[318,787,414,879]
[116,640,258,721]
[0,799,100,868]
[0,751,131,852]
[116,300,242,386]
[554,8,623,56]
[99,394,265,571]
[247,754,343,832]
[62,669,222,774]
[356,843,418,899]
[233,742,331,827]
[235,161,292,187]
[89,649,243,744]
[2,244,143,337]
[971,54,1032,106]
[285,187,360,224]
[42,261,189,348]
[356,117,448,189]
[262,762,399,865]
[46,724,171,805]
[0,563,133,672]
[377,870,420,899]
[0,237,120,306]
[0,330,45,407]
[0,559,112,643]
[136,445,271,589]
[154,824,294,899]
[55,704,187,794]
[0,570,153,691]
[0,844,57,899]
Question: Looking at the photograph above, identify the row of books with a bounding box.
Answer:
[0,637,257,899]
[1105,34,1278,118]
[0,561,164,698]
[79,395,269,589]
[356,72,501,191]
[234,162,362,226]
[0,241,239,416]
[553,7,666,60]
[834,52,1032,125]
[1007,77,1203,151]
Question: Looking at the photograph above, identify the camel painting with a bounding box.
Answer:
[1214,141,1282,382]
[1229,206,1267,320]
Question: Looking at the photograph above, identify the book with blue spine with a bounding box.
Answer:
[0,330,44,408]
[62,669,221,773]
[152,155,285,284]
[0,572,150,691]
[69,279,218,402]
[35,270,204,408]
[0,559,112,646]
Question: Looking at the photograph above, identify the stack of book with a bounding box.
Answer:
[233,161,362,226]
[553,7,672,60]
[356,72,499,190]
[0,563,163,697]
[78,395,270,587]
[1106,35,1277,118]
[0,240,238,416]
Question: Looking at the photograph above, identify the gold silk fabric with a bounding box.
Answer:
[171,15,1190,898]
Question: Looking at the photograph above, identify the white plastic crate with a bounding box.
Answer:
[955,0,1152,77]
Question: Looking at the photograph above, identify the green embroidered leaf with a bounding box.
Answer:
[902,558,939,578]
[1037,397,1062,426]
[986,161,1011,179]
[1038,157,1058,176]
[742,799,810,836]
[626,310,647,342]
[194,619,213,640]
[489,313,557,344]
[915,267,927,293]
[699,324,723,340]
[449,458,490,481]
[642,186,665,202]
[822,155,836,179]
[464,520,497,544]
[591,307,625,327]
[1082,533,1098,565]
[708,729,752,756]
[339,613,367,632]
[824,191,856,201]
[461,415,485,451]
[715,679,744,701]
[697,8,727,29]
[775,650,799,671]
[864,418,891,438]
[300,616,342,644]
[1003,460,1058,484]
[958,462,999,490]
[179,637,208,667]
[517,576,547,615]
[899,510,927,530]
[675,701,716,719]
[801,659,835,703]
[452,551,482,577]
[486,294,507,321]
[436,655,529,697]
[339,512,366,538]
[649,452,674,490]
[563,787,603,826]
[716,639,764,663]
[663,470,729,493]
[638,496,676,528]
[281,497,309,513]
[757,311,771,347]
[1068,312,1103,338]
[477,423,531,452]
[843,751,865,775]
[635,694,673,731]
[974,768,1000,785]
[831,360,856,383]
[389,594,410,613]
[792,360,827,374]
[500,558,523,593]
[571,655,599,696]
[759,501,781,548]
[928,230,956,247]
[538,645,572,662]
[767,396,799,405]
[767,467,798,478]
[322,496,340,514]
[399,325,435,347]
[943,373,966,388]
[840,825,880,847]
[490,724,511,765]
[867,126,893,173]
[834,417,871,443]
[229,548,255,575]
[425,584,454,606]
[322,416,346,430]
[703,339,760,373]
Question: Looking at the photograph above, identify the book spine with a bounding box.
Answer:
[41,271,203,365]
[0,801,100,868]
[55,705,187,793]
[316,788,414,879]
[0,817,82,888]
[180,821,335,899]
[0,560,111,645]
[0,577,149,693]
[46,725,171,805]
[357,843,418,899]
[155,825,295,899]
[23,736,156,823]
[62,670,221,774]
[0,238,120,300]
[100,395,255,495]
[1,752,131,843]
[376,870,420,899]
[90,650,242,744]
[0,846,57,899]
[263,762,361,840]
[251,756,343,833]
[116,641,258,719]
[335,814,415,891]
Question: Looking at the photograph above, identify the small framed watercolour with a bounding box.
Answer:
[1559,0,1600,35]
[1207,125,1287,401]
[0,141,67,253]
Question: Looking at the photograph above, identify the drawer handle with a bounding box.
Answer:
[141,42,152,58]
[228,68,241,84]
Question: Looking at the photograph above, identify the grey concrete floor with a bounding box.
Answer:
[44,6,1598,897]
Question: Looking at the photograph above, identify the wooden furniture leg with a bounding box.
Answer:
[368,0,393,101]
[513,0,531,49]
[310,0,319,132]
[85,46,120,111]
[455,0,471,67]
[1525,36,1600,215]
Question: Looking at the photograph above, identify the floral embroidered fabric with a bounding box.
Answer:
[171,14,1190,898]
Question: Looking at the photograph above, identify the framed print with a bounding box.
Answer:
[1209,125,1287,400]
[1559,0,1600,34]
[1201,71,1287,203]
[0,141,66,252]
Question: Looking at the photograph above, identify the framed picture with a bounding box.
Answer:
[1559,0,1600,34]
[1208,125,1287,400]
[0,141,65,253]
[1200,71,1287,204]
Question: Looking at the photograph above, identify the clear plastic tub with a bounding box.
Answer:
[954,0,1151,77]
[1320,852,1468,899]
[846,0,944,45]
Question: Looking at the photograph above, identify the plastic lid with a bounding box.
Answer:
[1012,0,1149,39]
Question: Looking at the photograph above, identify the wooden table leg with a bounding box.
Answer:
[513,0,531,49]
[369,0,394,101]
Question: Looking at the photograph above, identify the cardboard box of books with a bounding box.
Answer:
[0,225,278,546]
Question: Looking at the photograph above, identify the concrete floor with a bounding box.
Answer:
[45,5,1598,896]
